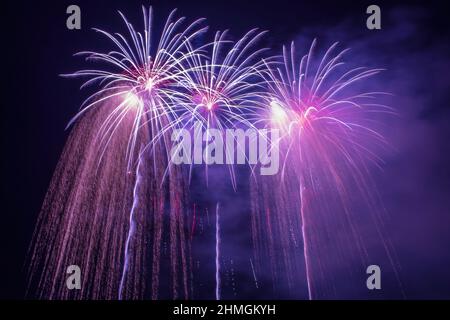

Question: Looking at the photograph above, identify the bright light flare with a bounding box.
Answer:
[206,101,215,111]
[124,91,143,109]
[270,100,287,123]
[192,93,218,112]
[144,77,156,92]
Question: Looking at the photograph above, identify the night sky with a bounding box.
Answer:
[1,0,449,299]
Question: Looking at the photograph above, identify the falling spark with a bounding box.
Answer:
[118,150,144,300]
[250,258,259,289]
[215,202,221,300]
[299,184,312,300]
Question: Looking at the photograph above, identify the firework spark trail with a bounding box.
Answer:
[249,174,304,295]
[190,203,196,242]
[168,162,191,299]
[118,150,144,300]
[27,102,145,299]
[249,258,259,289]
[299,183,312,300]
[215,202,221,300]
[27,93,193,299]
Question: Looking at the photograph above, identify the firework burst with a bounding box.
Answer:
[180,29,269,129]
[250,40,399,299]
[64,6,208,170]
[171,29,271,188]
[261,40,392,167]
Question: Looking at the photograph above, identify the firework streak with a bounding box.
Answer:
[215,203,221,301]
